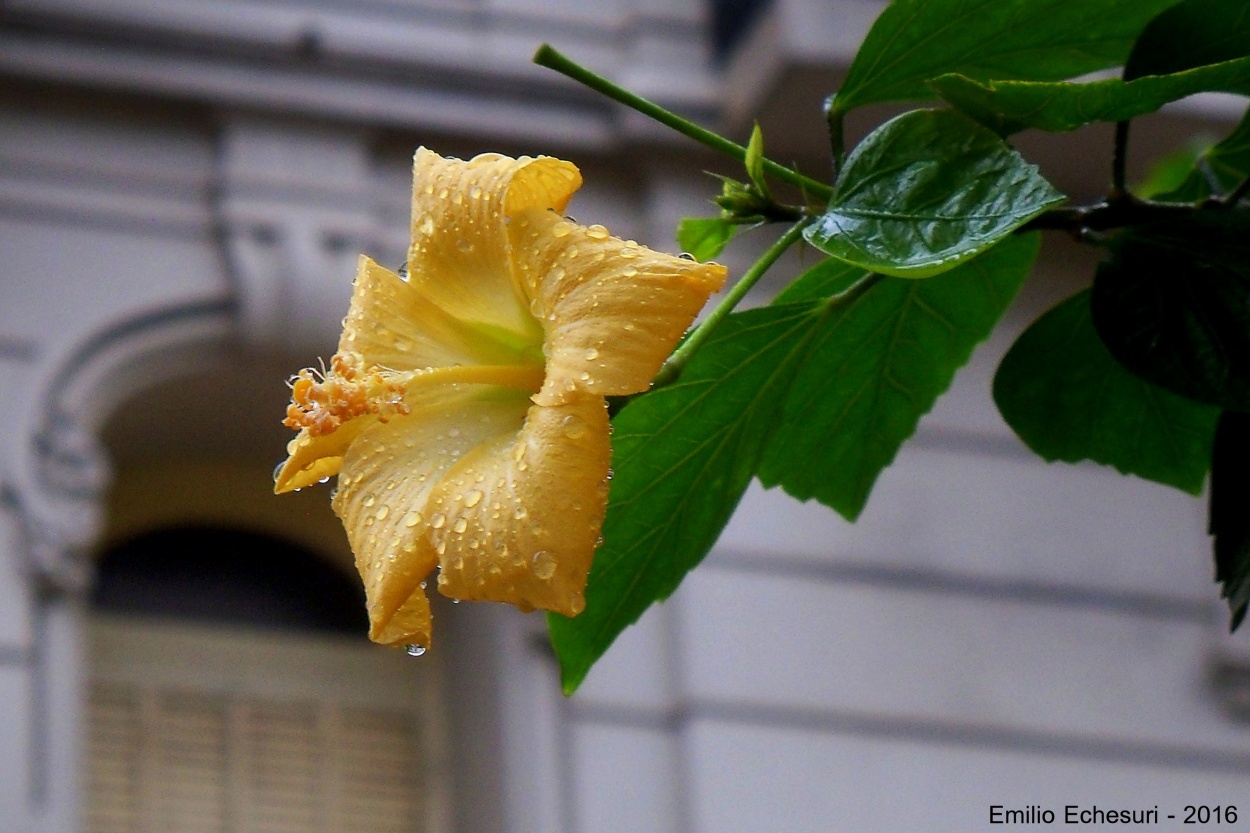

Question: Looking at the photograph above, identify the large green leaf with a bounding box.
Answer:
[758,233,1040,521]
[1091,212,1250,411]
[994,289,1218,494]
[931,56,1250,134]
[803,110,1063,279]
[1155,106,1250,201]
[1125,0,1250,80]
[774,257,868,305]
[831,0,1181,114]
[548,302,825,693]
[1211,411,1250,630]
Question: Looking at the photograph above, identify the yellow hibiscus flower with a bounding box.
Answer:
[274,149,726,652]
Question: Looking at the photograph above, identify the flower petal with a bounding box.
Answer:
[408,150,581,356]
[332,385,532,647]
[273,420,370,494]
[429,396,611,616]
[342,256,530,370]
[509,208,727,405]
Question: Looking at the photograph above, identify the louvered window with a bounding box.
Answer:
[86,616,450,833]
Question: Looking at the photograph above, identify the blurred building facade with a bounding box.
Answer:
[1,1,1249,831]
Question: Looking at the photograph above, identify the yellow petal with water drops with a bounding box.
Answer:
[342,256,534,370]
[509,207,727,406]
[430,397,610,616]
[332,385,534,647]
[407,150,581,353]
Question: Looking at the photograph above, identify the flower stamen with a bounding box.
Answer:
[284,350,546,437]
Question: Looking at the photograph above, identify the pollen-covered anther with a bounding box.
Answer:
[282,351,410,436]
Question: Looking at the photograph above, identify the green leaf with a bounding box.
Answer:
[931,56,1250,134]
[1155,106,1250,201]
[1125,0,1250,80]
[803,110,1063,279]
[548,302,824,693]
[774,257,868,305]
[1211,411,1250,630]
[994,289,1218,494]
[676,216,739,262]
[758,233,1040,521]
[831,0,1181,114]
[1091,211,1250,411]
[745,122,770,198]
[1135,141,1214,200]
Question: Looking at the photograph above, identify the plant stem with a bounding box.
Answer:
[824,99,846,181]
[1019,195,1194,235]
[1111,120,1130,196]
[533,45,832,202]
[653,220,810,389]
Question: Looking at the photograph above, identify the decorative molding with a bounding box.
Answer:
[214,114,380,354]
[0,0,720,148]
[10,301,235,594]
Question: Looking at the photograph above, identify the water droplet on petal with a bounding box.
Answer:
[562,414,588,439]
[552,222,571,238]
[431,513,447,529]
[531,551,556,580]
[375,505,390,521]
[584,347,599,360]
[406,643,426,657]
[404,511,423,528]
[272,461,285,482]
[452,517,468,534]
[586,224,609,239]
[514,506,529,520]
[465,489,484,508]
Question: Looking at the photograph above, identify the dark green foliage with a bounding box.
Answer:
[1211,412,1250,629]
[1090,212,1250,411]
[994,289,1219,494]
[831,0,1182,114]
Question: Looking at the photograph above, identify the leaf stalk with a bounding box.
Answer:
[533,45,833,202]
[653,220,810,389]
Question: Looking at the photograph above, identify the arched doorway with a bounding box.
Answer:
[84,360,452,833]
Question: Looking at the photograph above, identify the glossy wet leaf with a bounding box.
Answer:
[1211,411,1250,630]
[994,289,1218,494]
[831,0,1181,114]
[804,110,1062,279]
[1125,0,1250,80]
[931,55,1250,134]
[548,302,824,693]
[758,233,1040,521]
[677,217,739,262]
[1091,211,1250,411]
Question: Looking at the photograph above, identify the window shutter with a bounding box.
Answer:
[85,617,447,833]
